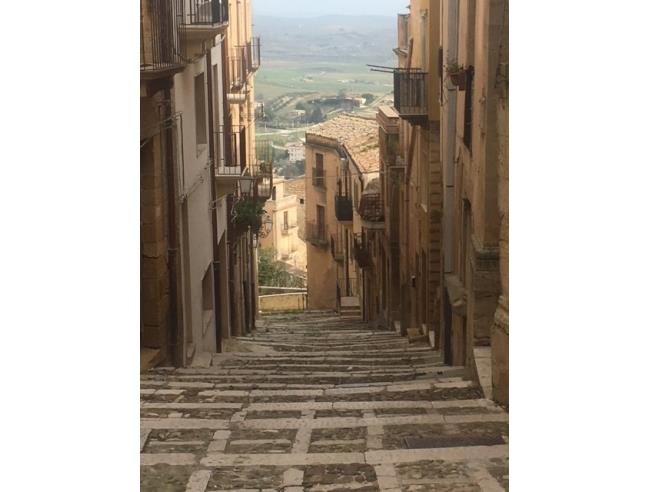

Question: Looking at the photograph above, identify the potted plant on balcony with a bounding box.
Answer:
[445,60,469,90]
[231,197,265,234]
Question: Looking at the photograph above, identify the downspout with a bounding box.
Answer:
[206,43,223,353]
[162,87,183,366]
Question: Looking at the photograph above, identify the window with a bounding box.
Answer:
[271,186,277,201]
[313,153,325,188]
[283,211,289,230]
[194,73,207,147]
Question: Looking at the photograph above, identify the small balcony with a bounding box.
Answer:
[229,46,249,92]
[253,140,273,201]
[182,0,229,41]
[247,37,262,72]
[330,233,344,262]
[306,222,328,248]
[214,125,247,178]
[255,102,265,121]
[335,194,353,222]
[394,69,428,124]
[140,0,187,79]
[311,168,326,190]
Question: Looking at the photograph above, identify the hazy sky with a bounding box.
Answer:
[253,0,407,18]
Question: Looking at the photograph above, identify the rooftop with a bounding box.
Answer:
[306,114,379,174]
[283,176,306,200]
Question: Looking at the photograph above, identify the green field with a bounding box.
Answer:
[255,60,392,101]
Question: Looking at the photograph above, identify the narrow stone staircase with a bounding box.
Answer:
[141,311,508,491]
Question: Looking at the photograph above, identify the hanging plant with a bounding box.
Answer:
[446,60,468,90]
[232,198,265,234]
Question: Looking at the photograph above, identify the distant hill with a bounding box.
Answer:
[253,15,397,65]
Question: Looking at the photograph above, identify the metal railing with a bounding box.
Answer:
[140,0,187,75]
[394,69,428,120]
[214,125,247,175]
[253,140,273,200]
[305,221,328,247]
[359,192,385,223]
[247,37,261,72]
[229,46,249,91]
[184,0,228,25]
[311,167,326,189]
[254,103,265,120]
[335,194,353,222]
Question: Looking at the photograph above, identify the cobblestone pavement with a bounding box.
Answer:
[141,312,509,491]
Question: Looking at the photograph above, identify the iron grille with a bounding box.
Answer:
[214,125,247,175]
[140,0,187,75]
[185,0,228,25]
[394,69,428,120]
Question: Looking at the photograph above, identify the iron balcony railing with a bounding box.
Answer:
[330,233,344,262]
[255,103,265,121]
[311,167,326,189]
[394,68,428,121]
[214,125,247,176]
[140,0,187,76]
[229,46,249,91]
[359,192,385,223]
[305,221,328,248]
[253,140,273,200]
[184,0,229,25]
[247,37,261,72]
[335,194,353,222]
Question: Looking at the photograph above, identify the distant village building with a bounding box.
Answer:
[259,177,307,272]
[286,142,305,163]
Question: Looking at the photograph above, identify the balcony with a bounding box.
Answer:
[247,37,262,72]
[254,102,265,121]
[229,46,249,92]
[306,222,328,248]
[335,194,353,222]
[253,140,273,201]
[182,0,229,41]
[353,234,372,269]
[330,233,344,262]
[214,125,247,178]
[394,69,428,124]
[394,13,410,58]
[140,0,187,79]
[311,168,326,190]
[359,192,385,229]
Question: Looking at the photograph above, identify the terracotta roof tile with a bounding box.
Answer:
[306,114,379,174]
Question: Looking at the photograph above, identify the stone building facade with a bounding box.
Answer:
[140,0,267,367]
[259,176,307,272]
[304,115,379,314]
[356,0,509,404]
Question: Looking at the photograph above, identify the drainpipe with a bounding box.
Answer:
[206,44,223,353]
[442,0,459,273]
[162,87,183,366]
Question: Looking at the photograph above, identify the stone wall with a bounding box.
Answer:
[259,293,308,312]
